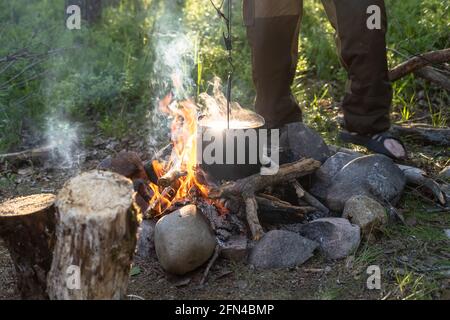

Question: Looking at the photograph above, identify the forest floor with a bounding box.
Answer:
[0,114,449,301]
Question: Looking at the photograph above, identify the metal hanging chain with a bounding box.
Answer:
[209,0,234,129]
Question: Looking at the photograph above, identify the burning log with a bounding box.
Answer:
[0,194,56,300]
[158,169,187,188]
[47,170,140,300]
[133,179,155,216]
[147,186,175,217]
[210,158,321,240]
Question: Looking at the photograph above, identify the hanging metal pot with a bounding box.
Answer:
[198,113,265,182]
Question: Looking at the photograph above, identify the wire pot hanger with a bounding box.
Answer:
[209,0,233,129]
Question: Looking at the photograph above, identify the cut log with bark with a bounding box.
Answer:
[391,125,450,147]
[210,158,321,240]
[47,170,140,300]
[0,194,56,300]
[389,48,450,81]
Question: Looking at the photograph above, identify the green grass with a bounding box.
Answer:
[382,193,450,242]
[316,286,344,300]
[354,246,384,268]
[0,173,17,192]
[393,270,440,300]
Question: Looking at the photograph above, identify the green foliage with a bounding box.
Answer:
[0,0,448,152]
[184,0,254,107]
[0,0,156,151]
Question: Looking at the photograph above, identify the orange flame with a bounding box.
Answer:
[148,94,224,216]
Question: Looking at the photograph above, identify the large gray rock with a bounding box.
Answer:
[439,166,450,180]
[442,184,450,205]
[298,218,360,260]
[325,155,406,212]
[155,205,216,275]
[248,230,318,269]
[136,219,156,258]
[280,122,332,163]
[343,195,388,238]
[310,152,360,200]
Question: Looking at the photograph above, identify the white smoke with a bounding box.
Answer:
[45,117,85,170]
[147,8,197,154]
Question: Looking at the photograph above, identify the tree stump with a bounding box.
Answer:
[0,194,56,300]
[47,170,140,300]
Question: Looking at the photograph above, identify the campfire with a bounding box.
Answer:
[147,96,215,217]
[144,78,269,221]
[0,80,448,300]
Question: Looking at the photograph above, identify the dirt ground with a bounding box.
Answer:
[1,125,449,300]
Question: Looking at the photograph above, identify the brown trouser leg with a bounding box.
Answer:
[322,0,392,135]
[244,0,392,134]
[243,0,303,129]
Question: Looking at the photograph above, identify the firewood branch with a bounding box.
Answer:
[256,195,315,224]
[210,158,321,240]
[389,48,450,82]
[290,180,330,214]
[245,197,263,240]
[210,158,321,199]
[158,169,187,188]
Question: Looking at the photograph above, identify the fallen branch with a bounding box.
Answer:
[0,146,52,165]
[415,66,450,91]
[200,245,220,286]
[389,48,450,81]
[398,165,447,206]
[390,125,450,147]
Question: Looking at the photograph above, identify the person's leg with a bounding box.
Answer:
[321,0,405,159]
[243,0,303,129]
